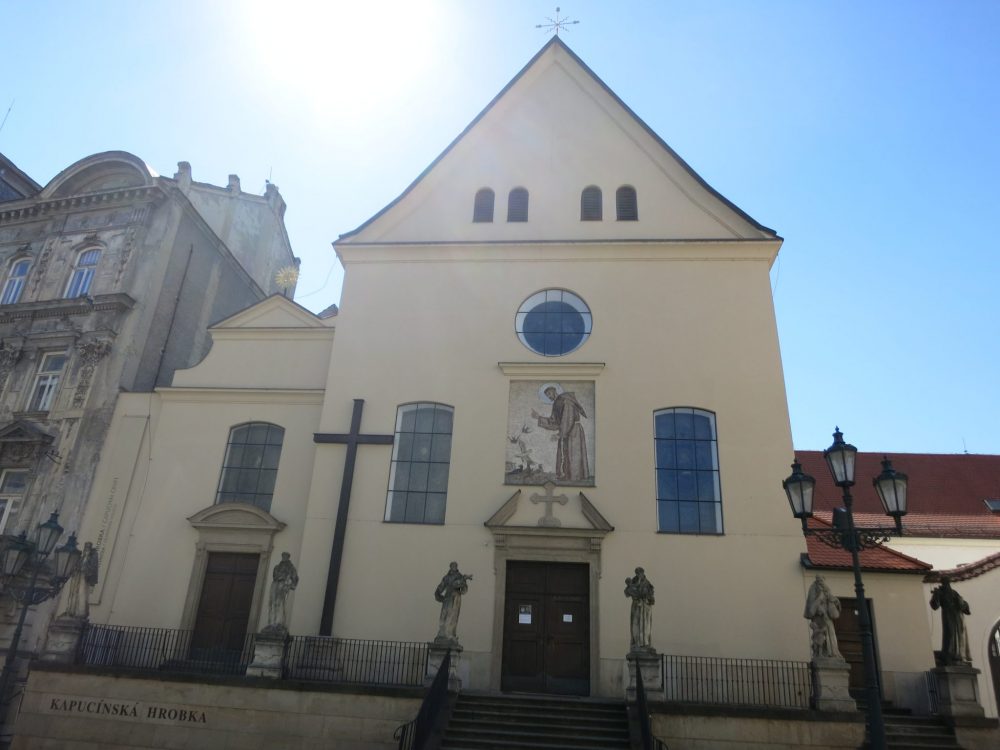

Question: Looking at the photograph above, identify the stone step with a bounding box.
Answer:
[450,708,628,730]
[441,694,630,750]
[447,719,629,739]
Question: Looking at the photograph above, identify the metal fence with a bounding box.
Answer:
[77,624,255,676]
[283,636,428,687]
[662,654,811,709]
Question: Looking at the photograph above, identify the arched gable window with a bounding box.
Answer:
[386,403,453,524]
[216,422,285,511]
[616,185,638,221]
[65,248,101,298]
[1,259,31,305]
[507,188,529,222]
[473,188,495,223]
[654,408,722,534]
[580,186,602,221]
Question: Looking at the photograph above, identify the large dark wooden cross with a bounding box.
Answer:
[313,399,394,635]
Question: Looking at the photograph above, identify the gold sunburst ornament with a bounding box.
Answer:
[275,266,300,291]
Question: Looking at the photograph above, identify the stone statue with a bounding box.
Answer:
[625,567,655,653]
[804,576,843,659]
[930,577,971,666]
[60,542,98,620]
[262,552,298,636]
[434,562,472,646]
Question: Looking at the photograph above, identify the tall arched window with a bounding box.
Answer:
[216,422,285,511]
[580,186,602,221]
[65,248,101,298]
[507,188,529,222]
[386,403,454,524]
[654,408,722,534]
[616,185,638,221]
[473,188,495,223]
[1,259,31,304]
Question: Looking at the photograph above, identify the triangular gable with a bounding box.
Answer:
[339,37,777,246]
[0,419,54,444]
[210,294,329,330]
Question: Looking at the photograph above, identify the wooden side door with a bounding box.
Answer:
[191,552,259,655]
[834,596,881,695]
[502,561,589,695]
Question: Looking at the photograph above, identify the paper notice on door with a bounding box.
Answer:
[562,613,573,623]
[518,604,532,624]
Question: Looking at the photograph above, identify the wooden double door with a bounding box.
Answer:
[191,552,259,656]
[501,561,590,695]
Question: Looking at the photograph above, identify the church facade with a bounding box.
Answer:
[11,38,982,749]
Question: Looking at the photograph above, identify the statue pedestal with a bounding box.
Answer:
[626,650,663,702]
[810,657,857,712]
[425,642,461,691]
[40,616,86,664]
[246,631,287,679]
[933,665,985,718]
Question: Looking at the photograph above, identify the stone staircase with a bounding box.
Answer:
[439,692,631,750]
[863,708,963,749]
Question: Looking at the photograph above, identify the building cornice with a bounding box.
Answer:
[498,362,605,378]
[0,186,164,226]
[0,293,135,324]
[156,387,325,405]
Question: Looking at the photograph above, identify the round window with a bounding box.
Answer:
[515,289,592,356]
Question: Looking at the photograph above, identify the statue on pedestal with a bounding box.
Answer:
[625,567,655,653]
[930,577,971,666]
[262,552,298,636]
[434,562,472,646]
[60,542,98,620]
[804,575,843,659]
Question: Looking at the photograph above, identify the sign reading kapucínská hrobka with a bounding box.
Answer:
[44,695,208,725]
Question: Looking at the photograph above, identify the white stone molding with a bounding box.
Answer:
[181,503,286,635]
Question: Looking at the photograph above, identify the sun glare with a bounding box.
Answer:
[241,0,447,118]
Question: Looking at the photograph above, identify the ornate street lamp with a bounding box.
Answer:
[0,511,83,713]
[782,429,908,750]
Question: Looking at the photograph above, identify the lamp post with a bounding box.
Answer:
[782,428,908,750]
[0,511,81,714]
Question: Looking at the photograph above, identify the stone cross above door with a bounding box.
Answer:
[531,482,569,527]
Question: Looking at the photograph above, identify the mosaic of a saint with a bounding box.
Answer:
[506,381,595,486]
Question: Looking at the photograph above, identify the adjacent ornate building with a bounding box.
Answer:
[0,151,297,697]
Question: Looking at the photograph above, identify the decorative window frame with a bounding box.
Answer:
[384,402,454,525]
[653,406,724,535]
[65,247,101,299]
[1,258,32,305]
[28,351,68,413]
[473,188,495,223]
[580,186,602,221]
[215,422,285,512]
[181,503,286,634]
[507,187,529,222]
[0,468,29,534]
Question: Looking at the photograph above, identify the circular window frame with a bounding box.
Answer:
[514,289,593,357]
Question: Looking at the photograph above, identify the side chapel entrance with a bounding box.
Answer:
[501,561,590,695]
[191,552,259,659]
[834,596,882,695]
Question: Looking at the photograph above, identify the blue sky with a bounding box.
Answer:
[3,1,998,456]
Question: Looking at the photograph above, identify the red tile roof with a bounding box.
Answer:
[795,451,1000,539]
[802,517,931,573]
[924,551,1000,583]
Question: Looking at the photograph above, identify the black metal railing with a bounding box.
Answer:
[395,649,452,750]
[662,654,810,709]
[634,661,654,750]
[77,624,255,676]
[283,636,427,687]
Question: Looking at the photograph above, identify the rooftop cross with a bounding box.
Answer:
[535,7,579,36]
